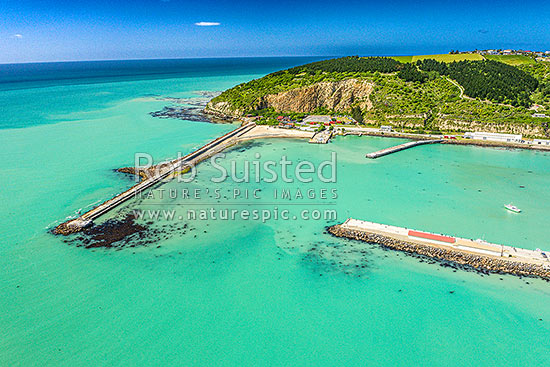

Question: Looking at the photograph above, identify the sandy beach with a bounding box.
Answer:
[237,125,314,141]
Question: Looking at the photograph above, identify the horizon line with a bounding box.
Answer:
[0,51,471,66]
[0,54,338,66]
[2,48,543,66]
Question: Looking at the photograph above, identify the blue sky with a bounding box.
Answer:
[1,0,549,63]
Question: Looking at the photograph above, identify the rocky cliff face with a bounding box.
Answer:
[258,79,373,113]
[205,79,373,118]
[204,100,246,119]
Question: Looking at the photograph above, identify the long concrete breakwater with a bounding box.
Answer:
[366,139,442,159]
[54,123,257,235]
[328,219,550,280]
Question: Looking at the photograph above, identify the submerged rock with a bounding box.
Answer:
[150,106,212,122]
[77,215,149,248]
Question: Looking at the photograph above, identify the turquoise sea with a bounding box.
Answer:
[1,58,549,366]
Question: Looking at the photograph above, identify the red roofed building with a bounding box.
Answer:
[408,230,456,244]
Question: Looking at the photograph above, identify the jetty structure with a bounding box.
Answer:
[329,218,550,280]
[54,123,257,235]
[309,129,333,144]
[366,139,442,159]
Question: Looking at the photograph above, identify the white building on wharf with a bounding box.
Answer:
[464,131,522,143]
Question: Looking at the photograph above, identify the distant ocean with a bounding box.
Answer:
[0,57,549,366]
[0,57,322,129]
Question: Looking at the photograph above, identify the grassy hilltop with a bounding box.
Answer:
[391,54,484,63]
[208,54,550,137]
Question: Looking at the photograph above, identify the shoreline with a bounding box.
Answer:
[116,125,313,181]
[203,108,550,152]
[236,125,314,141]
[328,219,550,281]
[341,129,550,152]
[54,124,314,235]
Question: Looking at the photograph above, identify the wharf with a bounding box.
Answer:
[329,218,550,280]
[309,129,333,144]
[54,123,256,234]
[366,139,442,158]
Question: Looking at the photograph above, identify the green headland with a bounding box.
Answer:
[207,53,550,137]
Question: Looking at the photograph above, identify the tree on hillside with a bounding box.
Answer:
[351,106,363,123]
[542,121,549,137]
[416,59,538,107]
[288,56,403,74]
[397,63,428,83]
[423,110,435,130]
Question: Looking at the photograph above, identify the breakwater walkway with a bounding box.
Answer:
[55,123,257,235]
[309,129,333,144]
[366,139,442,159]
[329,218,550,280]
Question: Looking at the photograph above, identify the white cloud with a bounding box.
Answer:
[12,34,23,39]
[194,22,220,27]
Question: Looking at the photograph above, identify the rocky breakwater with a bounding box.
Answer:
[53,218,93,235]
[117,166,150,181]
[117,159,193,182]
[205,79,373,118]
[328,225,550,281]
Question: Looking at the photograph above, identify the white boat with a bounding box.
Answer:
[504,204,521,213]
